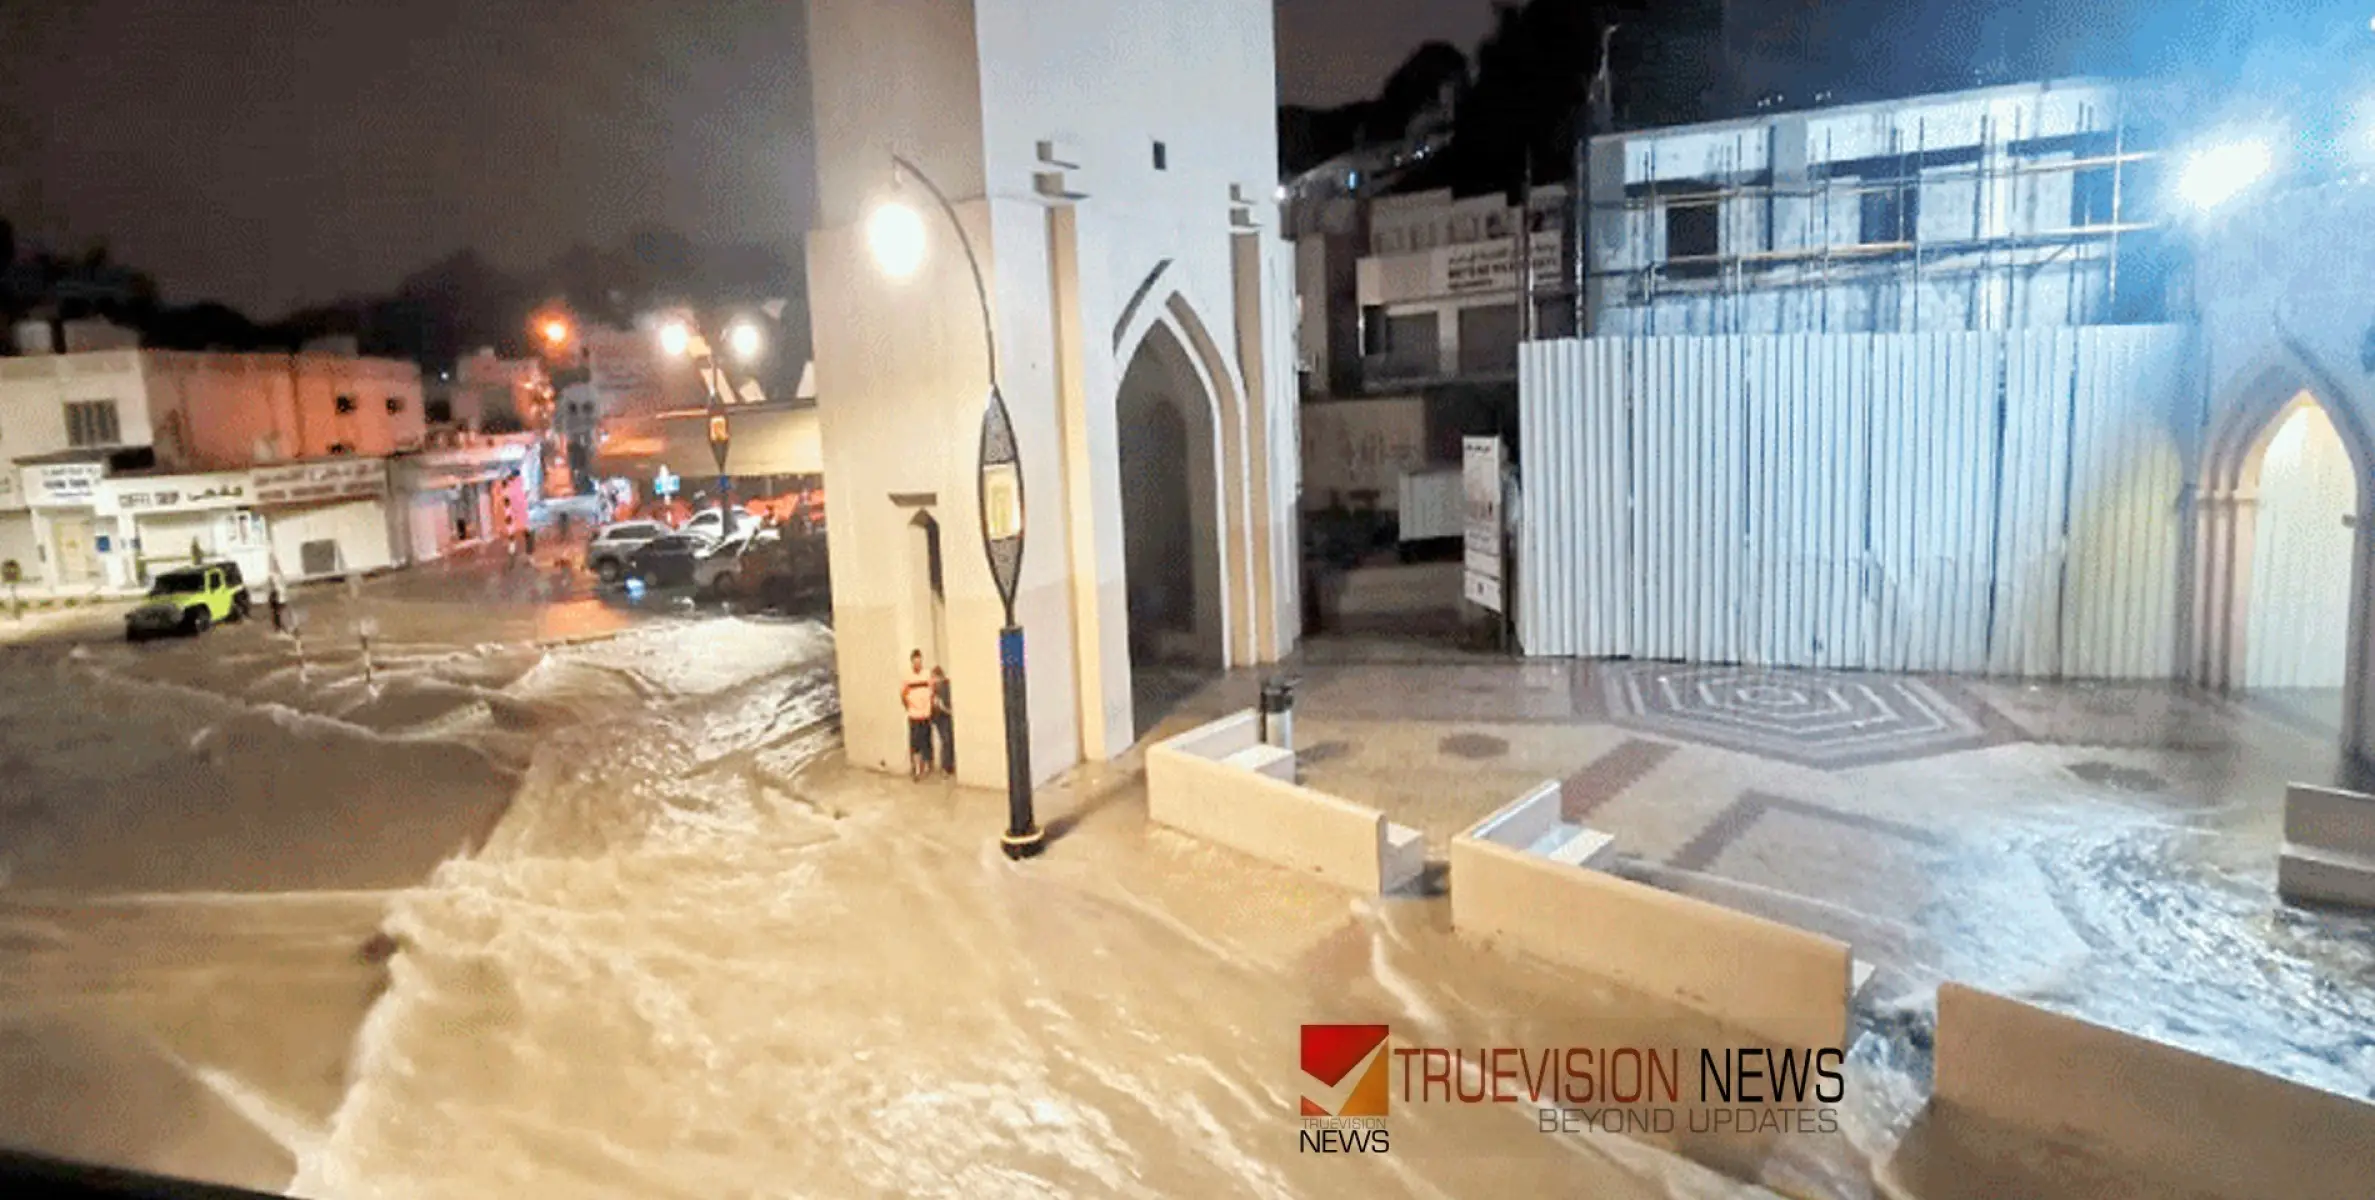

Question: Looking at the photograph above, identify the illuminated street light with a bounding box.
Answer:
[2175,137,2275,210]
[868,199,929,280]
[540,317,572,348]
[873,151,1041,861]
[658,319,692,359]
[727,320,764,364]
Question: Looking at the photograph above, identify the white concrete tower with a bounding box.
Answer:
[806,0,1301,789]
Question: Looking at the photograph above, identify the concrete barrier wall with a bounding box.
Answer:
[1468,781,1562,851]
[2285,782,2375,859]
[1164,711,1260,762]
[1932,983,2375,1200]
[1449,836,1851,1048]
[1146,735,1391,894]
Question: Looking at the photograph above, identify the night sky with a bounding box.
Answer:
[0,0,1487,318]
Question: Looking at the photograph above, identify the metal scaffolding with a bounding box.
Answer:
[1590,103,2168,334]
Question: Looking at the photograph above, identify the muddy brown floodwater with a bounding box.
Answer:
[4,604,2362,1198]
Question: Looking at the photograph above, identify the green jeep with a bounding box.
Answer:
[126,561,251,641]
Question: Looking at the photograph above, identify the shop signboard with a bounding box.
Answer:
[96,471,250,517]
[253,459,386,505]
[1441,235,1565,297]
[23,462,104,508]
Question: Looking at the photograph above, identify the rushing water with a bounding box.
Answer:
[4,607,2370,1198]
[271,621,1812,1199]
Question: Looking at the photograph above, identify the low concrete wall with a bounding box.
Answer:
[1164,710,1260,761]
[1449,835,1851,1049]
[2285,782,2375,859]
[1930,983,2375,1200]
[2280,782,2375,910]
[1146,712,1421,894]
[1469,781,1562,850]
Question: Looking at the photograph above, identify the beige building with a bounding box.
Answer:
[805,0,1301,788]
[0,347,425,590]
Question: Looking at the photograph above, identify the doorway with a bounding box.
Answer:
[50,516,99,584]
[907,511,948,677]
[1116,323,1224,737]
[2239,394,2361,738]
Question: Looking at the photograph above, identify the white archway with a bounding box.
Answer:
[1115,319,1225,734]
[2195,356,2375,766]
[1095,284,1270,739]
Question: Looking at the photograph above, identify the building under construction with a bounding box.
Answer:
[1582,78,2179,335]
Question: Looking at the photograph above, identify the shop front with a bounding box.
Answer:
[251,458,398,579]
[594,402,825,530]
[391,439,538,562]
[95,469,269,587]
[19,458,118,591]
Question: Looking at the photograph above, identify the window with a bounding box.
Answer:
[1665,201,1719,276]
[425,398,453,424]
[1457,304,1521,374]
[2071,165,2116,228]
[386,396,406,414]
[1859,183,1917,246]
[334,394,357,414]
[1152,141,1168,171]
[328,442,354,455]
[64,400,121,448]
[1360,305,1389,355]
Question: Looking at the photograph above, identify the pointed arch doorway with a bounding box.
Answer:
[2199,383,2371,764]
[1116,319,1227,738]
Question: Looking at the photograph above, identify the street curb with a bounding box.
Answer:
[531,629,639,650]
[3,595,125,612]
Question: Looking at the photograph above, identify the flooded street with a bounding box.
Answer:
[0,568,2369,1197]
[0,580,1812,1199]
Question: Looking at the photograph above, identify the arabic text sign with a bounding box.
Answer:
[98,472,250,517]
[1462,437,1503,613]
[1442,235,1566,296]
[253,459,385,505]
[24,463,104,508]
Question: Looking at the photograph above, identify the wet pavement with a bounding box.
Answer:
[1197,643,2375,1104]
[0,554,2369,1197]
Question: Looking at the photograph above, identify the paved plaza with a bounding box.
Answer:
[1151,634,2375,1101]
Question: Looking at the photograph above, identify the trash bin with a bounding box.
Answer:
[1258,676,1296,752]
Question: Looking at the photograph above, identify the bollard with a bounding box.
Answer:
[1257,675,1297,753]
[357,617,379,693]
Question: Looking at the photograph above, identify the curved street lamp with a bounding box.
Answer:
[871,153,1043,861]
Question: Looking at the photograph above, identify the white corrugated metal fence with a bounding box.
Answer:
[1517,327,2192,678]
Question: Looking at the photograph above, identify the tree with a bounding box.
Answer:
[1446,0,1724,195]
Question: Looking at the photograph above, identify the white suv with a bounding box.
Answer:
[677,508,761,543]
[586,520,673,583]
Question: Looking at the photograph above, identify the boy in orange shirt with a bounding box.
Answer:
[902,649,936,780]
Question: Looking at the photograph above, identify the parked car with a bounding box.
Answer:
[623,533,711,589]
[587,520,675,583]
[693,532,757,597]
[676,508,761,544]
[125,561,250,641]
[743,526,832,611]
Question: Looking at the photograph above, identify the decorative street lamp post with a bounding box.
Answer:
[872,153,1044,860]
[660,315,763,532]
